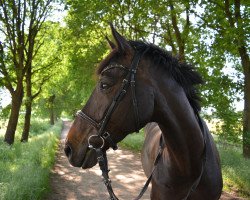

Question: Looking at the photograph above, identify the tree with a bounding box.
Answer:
[21,22,61,142]
[31,23,90,120]
[64,0,247,152]
[197,0,250,157]
[0,0,54,144]
[64,0,205,121]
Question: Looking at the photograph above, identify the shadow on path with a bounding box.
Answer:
[46,121,151,200]
[45,121,246,200]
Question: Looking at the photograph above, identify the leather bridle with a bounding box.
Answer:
[76,49,147,150]
[76,49,151,200]
[75,49,207,200]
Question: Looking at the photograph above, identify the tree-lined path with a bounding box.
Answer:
[45,121,245,200]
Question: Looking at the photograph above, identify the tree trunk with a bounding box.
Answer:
[239,46,250,158]
[21,100,32,142]
[243,74,250,158]
[4,88,23,145]
[50,105,54,125]
[21,66,32,142]
[49,95,55,125]
[169,1,186,62]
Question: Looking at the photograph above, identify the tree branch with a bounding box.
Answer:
[35,0,53,32]
[31,74,51,99]
[1,0,17,61]
[234,0,241,24]
[192,11,225,32]
[224,0,235,27]
[165,22,177,55]
[169,1,185,61]
[0,41,14,93]
[183,3,190,37]
[31,57,61,75]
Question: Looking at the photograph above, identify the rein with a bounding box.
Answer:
[77,49,148,150]
[76,49,149,200]
[76,49,207,200]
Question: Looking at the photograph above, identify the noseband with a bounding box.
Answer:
[76,49,147,150]
[75,49,207,200]
[76,49,151,200]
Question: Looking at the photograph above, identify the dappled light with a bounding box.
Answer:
[46,122,151,200]
[46,122,248,200]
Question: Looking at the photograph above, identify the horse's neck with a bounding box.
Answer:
[152,74,204,174]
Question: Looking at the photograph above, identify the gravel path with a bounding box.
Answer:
[45,121,246,200]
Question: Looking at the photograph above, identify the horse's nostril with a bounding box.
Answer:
[64,144,72,158]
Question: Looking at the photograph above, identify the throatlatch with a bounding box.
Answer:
[76,48,153,200]
[76,47,207,199]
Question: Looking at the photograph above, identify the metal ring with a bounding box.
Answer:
[88,135,105,149]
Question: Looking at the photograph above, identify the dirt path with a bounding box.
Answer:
[45,121,246,200]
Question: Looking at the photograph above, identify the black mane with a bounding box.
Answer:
[129,40,203,112]
[98,40,203,112]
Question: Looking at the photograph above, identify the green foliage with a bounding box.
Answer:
[31,22,66,118]
[218,111,243,143]
[58,0,201,117]
[28,119,52,136]
[0,105,11,123]
[118,130,145,152]
[32,20,107,118]
[62,0,247,144]
[196,0,249,146]
[0,120,62,200]
[31,21,64,96]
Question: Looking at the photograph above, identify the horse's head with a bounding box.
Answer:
[64,25,155,168]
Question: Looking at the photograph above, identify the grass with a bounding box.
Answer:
[218,144,250,198]
[0,119,62,200]
[119,130,250,199]
[118,129,145,152]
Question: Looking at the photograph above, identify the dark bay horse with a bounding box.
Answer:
[64,25,223,199]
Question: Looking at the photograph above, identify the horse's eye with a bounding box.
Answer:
[100,82,110,90]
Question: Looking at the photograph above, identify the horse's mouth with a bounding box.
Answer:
[81,148,97,169]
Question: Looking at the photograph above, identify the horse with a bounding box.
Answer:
[64,25,223,200]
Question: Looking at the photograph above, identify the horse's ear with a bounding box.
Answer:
[110,23,131,53]
[105,36,116,49]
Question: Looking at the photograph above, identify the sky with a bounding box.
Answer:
[0,89,11,108]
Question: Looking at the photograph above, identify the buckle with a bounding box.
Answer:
[103,178,111,186]
[102,132,110,139]
[131,69,136,73]
[88,135,105,149]
[102,132,118,151]
[97,156,104,162]
[123,79,128,84]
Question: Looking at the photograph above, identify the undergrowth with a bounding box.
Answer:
[118,129,144,152]
[218,144,250,198]
[0,119,62,200]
